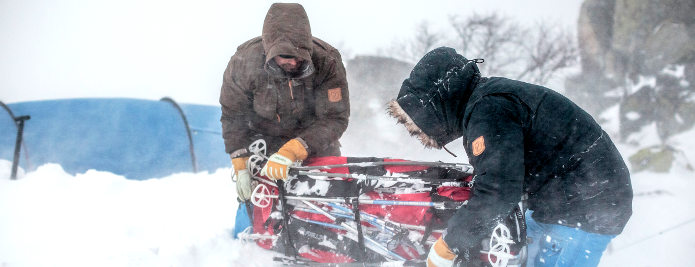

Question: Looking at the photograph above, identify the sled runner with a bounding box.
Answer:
[238,140,527,267]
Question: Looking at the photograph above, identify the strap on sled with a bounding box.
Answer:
[351,197,367,261]
[277,180,298,258]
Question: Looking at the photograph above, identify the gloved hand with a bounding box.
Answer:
[261,138,308,180]
[427,237,456,267]
[232,157,254,201]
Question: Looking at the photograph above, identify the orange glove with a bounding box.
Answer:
[232,157,254,201]
[427,237,456,267]
[260,138,308,180]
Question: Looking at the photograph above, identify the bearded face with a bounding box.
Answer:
[273,55,303,73]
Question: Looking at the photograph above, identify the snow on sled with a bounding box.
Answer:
[238,140,527,267]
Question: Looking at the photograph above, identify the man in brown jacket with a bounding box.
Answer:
[220,3,349,201]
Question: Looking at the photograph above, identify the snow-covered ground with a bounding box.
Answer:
[1,115,694,266]
[0,163,277,267]
[600,126,695,267]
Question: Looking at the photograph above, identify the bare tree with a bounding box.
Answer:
[411,21,441,60]
[381,13,579,86]
[382,21,443,63]
[516,22,578,84]
[449,13,525,77]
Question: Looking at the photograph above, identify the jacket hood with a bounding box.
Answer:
[262,3,314,78]
[387,47,480,149]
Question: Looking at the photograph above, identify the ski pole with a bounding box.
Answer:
[294,206,396,235]
[296,202,442,233]
[326,203,397,235]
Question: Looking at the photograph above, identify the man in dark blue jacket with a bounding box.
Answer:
[388,47,632,267]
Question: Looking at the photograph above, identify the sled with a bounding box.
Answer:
[238,140,527,267]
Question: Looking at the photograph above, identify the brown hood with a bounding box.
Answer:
[262,3,313,64]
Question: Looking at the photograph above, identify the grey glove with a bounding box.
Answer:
[235,169,254,201]
[231,157,255,201]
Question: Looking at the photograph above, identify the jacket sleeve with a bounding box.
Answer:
[444,95,525,253]
[219,54,254,155]
[298,51,350,154]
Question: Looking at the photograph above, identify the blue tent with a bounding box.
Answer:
[1,98,229,180]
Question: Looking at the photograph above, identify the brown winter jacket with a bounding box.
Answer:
[219,3,349,157]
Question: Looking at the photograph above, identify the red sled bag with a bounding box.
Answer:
[243,156,527,266]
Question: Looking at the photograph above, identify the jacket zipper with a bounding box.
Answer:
[276,79,295,122]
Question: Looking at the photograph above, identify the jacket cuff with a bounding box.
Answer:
[294,137,310,155]
[230,148,249,159]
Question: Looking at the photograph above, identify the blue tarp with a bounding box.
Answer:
[0,98,229,180]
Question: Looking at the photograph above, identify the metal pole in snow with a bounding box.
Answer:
[11,115,30,180]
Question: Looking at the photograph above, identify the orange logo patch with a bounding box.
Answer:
[472,136,485,156]
[327,88,342,102]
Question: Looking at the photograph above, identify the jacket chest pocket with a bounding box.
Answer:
[252,83,278,121]
[253,79,309,122]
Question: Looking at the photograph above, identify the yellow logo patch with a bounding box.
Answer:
[327,88,342,102]
[472,136,485,156]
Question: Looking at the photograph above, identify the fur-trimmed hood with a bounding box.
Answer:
[387,47,481,149]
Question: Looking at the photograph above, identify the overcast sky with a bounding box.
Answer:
[0,0,583,105]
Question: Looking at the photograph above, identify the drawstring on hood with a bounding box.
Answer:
[387,47,481,149]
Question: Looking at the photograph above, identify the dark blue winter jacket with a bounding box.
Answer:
[389,47,633,253]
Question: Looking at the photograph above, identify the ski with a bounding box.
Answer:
[291,160,473,174]
[293,170,471,186]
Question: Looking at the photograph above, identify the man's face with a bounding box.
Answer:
[273,55,302,73]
